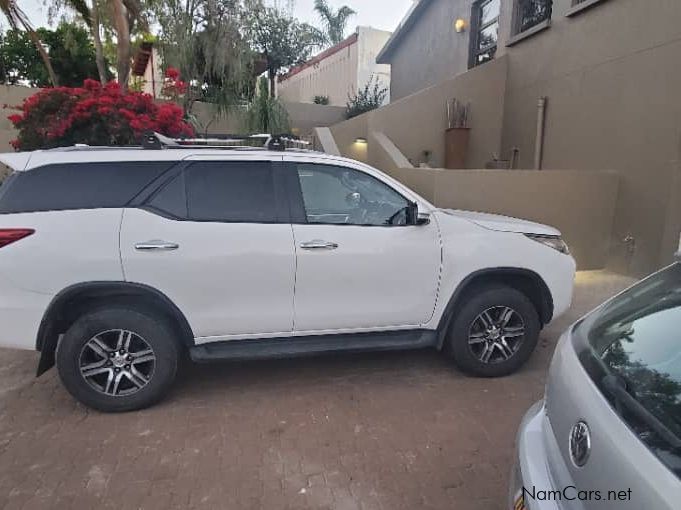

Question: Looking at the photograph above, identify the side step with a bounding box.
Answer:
[189,330,437,363]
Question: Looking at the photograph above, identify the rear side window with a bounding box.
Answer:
[574,263,681,477]
[184,161,277,222]
[0,162,173,214]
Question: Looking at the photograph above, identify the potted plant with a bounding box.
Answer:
[445,98,471,169]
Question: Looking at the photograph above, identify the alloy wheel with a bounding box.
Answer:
[78,329,156,396]
[467,306,526,364]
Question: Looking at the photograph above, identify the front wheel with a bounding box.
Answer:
[56,308,179,412]
[446,285,540,377]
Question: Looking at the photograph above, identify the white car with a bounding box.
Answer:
[0,136,575,412]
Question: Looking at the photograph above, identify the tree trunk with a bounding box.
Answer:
[91,1,107,83]
[268,68,276,99]
[111,0,131,91]
[22,24,58,86]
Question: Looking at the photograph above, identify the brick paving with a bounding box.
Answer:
[0,272,635,510]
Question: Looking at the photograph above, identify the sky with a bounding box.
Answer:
[19,0,415,34]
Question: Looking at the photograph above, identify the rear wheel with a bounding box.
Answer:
[56,308,179,412]
[446,285,540,377]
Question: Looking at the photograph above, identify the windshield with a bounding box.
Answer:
[574,262,681,477]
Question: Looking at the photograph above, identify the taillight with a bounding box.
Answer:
[0,229,35,248]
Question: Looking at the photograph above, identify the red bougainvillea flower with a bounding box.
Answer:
[7,80,194,151]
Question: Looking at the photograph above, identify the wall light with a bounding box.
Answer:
[454,18,467,33]
[355,137,368,144]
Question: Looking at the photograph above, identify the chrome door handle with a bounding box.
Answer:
[300,240,339,250]
[135,240,179,251]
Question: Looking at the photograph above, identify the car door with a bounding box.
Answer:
[289,159,441,333]
[120,156,296,343]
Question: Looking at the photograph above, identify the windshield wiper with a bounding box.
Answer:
[602,374,681,450]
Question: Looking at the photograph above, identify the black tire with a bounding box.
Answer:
[445,284,540,377]
[56,307,179,412]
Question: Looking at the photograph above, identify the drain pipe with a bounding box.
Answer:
[534,97,547,170]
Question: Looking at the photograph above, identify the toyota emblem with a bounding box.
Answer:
[569,421,591,467]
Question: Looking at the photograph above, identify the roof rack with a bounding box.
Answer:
[141,131,311,152]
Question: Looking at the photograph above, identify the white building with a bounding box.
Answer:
[277,26,392,107]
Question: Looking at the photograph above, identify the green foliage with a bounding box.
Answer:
[346,76,388,119]
[0,22,108,87]
[313,0,356,46]
[244,76,290,134]
[150,0,254,115]
[313,95,330,105]
[245,3,324,96]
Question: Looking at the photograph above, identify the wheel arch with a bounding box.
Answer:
[435,267,554,350]
[36,281,194,376]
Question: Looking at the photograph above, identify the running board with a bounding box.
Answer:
[189,330,437,363]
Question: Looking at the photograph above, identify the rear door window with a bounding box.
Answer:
[184,161,278,223]
[0,162,173,214]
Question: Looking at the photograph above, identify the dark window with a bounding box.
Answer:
[0,162,172,214]
[574,263,681,478]
[147,172,187,219]
[513,0,552,35]
[185,161,277,222]
[296,164,410,226]
[470,0,500,68]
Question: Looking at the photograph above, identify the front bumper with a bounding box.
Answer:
[509,400,565,510]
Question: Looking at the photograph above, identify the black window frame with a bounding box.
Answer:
[512,0,553,36]
[284,161,416,228]
[139,159,291,224]
[469,0,501,69]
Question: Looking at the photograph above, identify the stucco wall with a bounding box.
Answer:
[389,167,620,270]
[330,57,507,169]
[0,86,40,153]
[384,0,496,101]
[498,0,681,275]
[277,36,359,106]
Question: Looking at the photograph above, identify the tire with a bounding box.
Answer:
[445,284,540,377]
[56,307,179,412]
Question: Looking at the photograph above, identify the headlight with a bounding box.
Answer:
[525,234,570,255]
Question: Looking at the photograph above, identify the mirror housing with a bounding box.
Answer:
[408,202,430,226]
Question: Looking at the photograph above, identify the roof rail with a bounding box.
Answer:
[141,131,311,152]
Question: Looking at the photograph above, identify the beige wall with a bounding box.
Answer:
[332,0,681,275]
[277,27,392,107]
[389,167,620,270]
[330,56,507,170]
[277,37,359,106]
[0,86,40,153]
[498,0,681,275]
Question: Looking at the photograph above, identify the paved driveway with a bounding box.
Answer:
[0,272,634,510]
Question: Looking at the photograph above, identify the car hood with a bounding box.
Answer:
[438,209,561,236]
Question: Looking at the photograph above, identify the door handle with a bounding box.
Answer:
[300,240,339,250]
[135,240,179,251]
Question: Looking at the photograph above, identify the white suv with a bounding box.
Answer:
[0,139,575,412]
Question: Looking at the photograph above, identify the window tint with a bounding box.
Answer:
[0,162,173,214]
[147,173,187,218]
[574,263,681,478]
[297,164,410,226]
[185,161,277,222]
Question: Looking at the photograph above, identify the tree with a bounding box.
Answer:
[245,4,324,97]
[313,0,356,46]
[7,79,194,150]
[150,0,255,116]
[0,0,59,85]
[0,23,106,87]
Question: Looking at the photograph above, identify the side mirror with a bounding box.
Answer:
[407,202,430,226]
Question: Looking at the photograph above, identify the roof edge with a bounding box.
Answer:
[0,152,32,172]
[376,0,431,64]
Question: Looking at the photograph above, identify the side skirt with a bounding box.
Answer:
[190,329,437,363]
